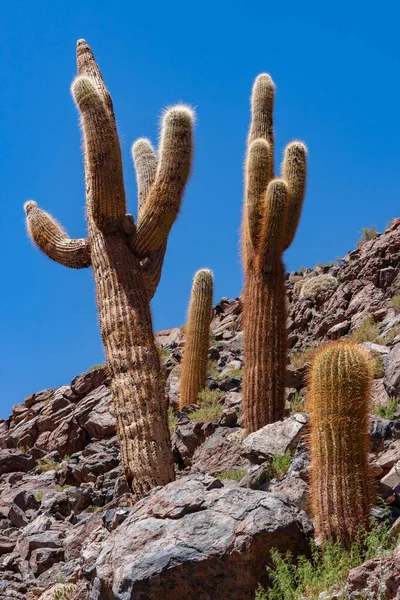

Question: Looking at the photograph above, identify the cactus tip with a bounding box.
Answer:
[253,73,275,90]
[162,104,196,128]
[132,137,154,157]
[71,75,98,108]
[24,200,37,214]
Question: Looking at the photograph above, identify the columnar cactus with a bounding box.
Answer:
[308,341,373,547]
[242,74,307,433]
[24,40,194,500]
[179,269,214,408]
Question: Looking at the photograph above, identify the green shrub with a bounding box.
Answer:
[387,295,400,314]
[290,392,305,413]
[293,279,305,296]
[289,345,317,369]
[269,452,292,479]
[256,519,396,600]
[34,490,46,502]
[350,317,379,343]
[158,346,171,361]
[223,367,243,379]
[36,457,61,472]
[45,583,76,600]
[207,359,220,378]
[299,275,338,300]
[88,363,105,371]
[357,225,379,247]
[376,398,399,420]
[216,468,247,482]
[189,388,224,422]
[168,407,178,434]
[371,352,385,378]
[376,328,400,346]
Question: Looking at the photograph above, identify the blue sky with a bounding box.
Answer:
[1,0,400,416]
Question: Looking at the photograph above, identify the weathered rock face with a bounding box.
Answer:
[85,473,312,600]
[1,220,400,597]
[346,544,400,599]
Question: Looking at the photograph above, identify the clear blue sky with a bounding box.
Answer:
[1,0,399,416]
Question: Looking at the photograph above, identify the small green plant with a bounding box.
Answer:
[357,225,379,247]
[300,275,338,300]
[290,392,304,413]
[47,583,76,600]
[269,452,292,479]
[256,519,397,600]
[387,295,400,314]
[88,363,105,371]
[223,367,243,379]
[36,457,61,472]
[350,317,379,343]
[289,345,317,369]
[376,328,400,346]
[189,388,224,422]
[207,359,220,379]
[17,445,29,453]
[376,398,399,420]
[55,572,67,584]
[56,484,71,492]
[34,490,46,502]
[168,407,178,434]
[216,468,247,482]
[371,352,384,378]
[157,346,171,361]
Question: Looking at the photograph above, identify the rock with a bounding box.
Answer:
[242,414,309,464]
[384,344,400,398]
[371,379,391,410]
[70,367,109,397]
[269,476,310,512]
[377,442,400,470]
[381,461,400,495]
[0,449,34,475]
[73,386,115,439]
[30,546,64,575]
[8,503,29,528]
[191,427,247,474]
[87,474,311,599]
[346,544,400,599]
[171,417,217,467]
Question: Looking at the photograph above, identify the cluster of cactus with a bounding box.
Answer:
[307,341,374,546]
[25,40,194,500]
[241,74,307,433]
[179,269,214,408]
[25,40,373,547]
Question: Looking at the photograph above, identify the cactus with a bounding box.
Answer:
[242,74,307,433]
[179,269,214,408]
[24,40,194,500]
[307,341,374,547]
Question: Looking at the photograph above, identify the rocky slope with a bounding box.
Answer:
[1,220,400,598]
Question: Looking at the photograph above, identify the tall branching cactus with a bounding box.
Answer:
[308,341,373,547]
[24,40,194,500]
[179,269,213,408]
[242,74,307,433]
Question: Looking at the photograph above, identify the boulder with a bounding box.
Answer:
[87,473,311,600]
[242,414,309,464]
[384,344,400,398]
[0,449,34,475]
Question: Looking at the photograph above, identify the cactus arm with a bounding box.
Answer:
[72,76,127,233]
[248,74,275,179]
[134,106,194,258]
[132,138,158,219]
[244,139,271,256]
[140,242,168,300]
[281,141,307,250]
[76,39,116,125]
[24,201,91,268]
[257,179,288,272]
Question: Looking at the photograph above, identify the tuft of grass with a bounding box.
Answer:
[371,352,385,379]
[223,367,243,379]
[36,457,61,472]
[56,484,71,493]
[34,490,46,502]
[158,346,171,361]
[216,468,247,482]
[88,363,105,371]
[387,295,400,314]
[376,328,400,346]
[208,359,220,379]
[350,317,379,344]
[290,392,305,413]
[189,388,224,422]
[256,518,397,600]
[269,452,292,479]
[168,407,178,435]
[17,445,29,453]
[357,225,379,247]
[289,345,317,369]
[376,398,399,420]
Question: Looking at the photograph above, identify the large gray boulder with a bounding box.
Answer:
[384,343,400,398]
[84,473,311,600]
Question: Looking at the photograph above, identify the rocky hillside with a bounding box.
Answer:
[1,220,400,599]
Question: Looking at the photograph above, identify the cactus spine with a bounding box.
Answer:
[242,74,307,433]
[179,269,213,408]
[24,40,194,500]
[308,341,373,547]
